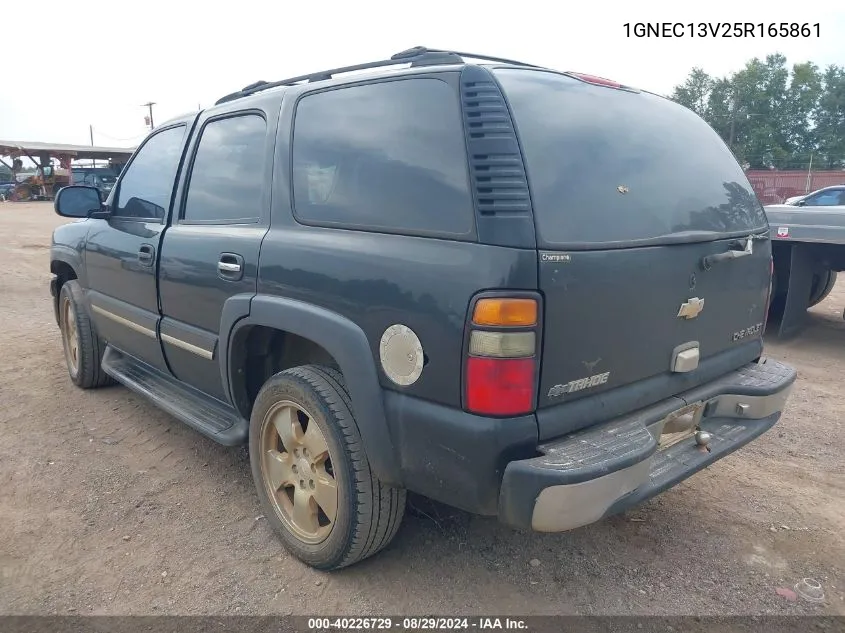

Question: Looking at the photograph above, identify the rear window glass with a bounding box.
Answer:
[494,69,767,247]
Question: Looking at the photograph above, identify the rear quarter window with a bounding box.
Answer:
[494,68,768,247]
[291,77,474,237]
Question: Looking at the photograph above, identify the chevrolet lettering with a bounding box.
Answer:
[733,323,763,341]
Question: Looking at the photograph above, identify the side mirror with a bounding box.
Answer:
[54,185,104,218]
[796,199,807,207]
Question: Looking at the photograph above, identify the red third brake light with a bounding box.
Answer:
[466,357,535,416]
[565,71,633,91]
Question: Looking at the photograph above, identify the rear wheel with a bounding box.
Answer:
[249,365,406,569]
[808,270,837,307]
[58,280,114,388]
[768,268,836,314]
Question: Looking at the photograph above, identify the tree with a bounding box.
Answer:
[706,78,734,146]
[784,62,822,166]
[814,65,845,169]
[671,55,843,171]
[670,68,713,118]
[728,55,790,169]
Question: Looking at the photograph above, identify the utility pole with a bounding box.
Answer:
[141,102,156,129]
[89,124,95,167]
[805,152,814,194]
[728,98,737,151]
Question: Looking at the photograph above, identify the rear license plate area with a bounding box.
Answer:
[658,401,704,450]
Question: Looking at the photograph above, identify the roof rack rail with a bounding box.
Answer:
[395,46,542,69]
[214,46,542,105]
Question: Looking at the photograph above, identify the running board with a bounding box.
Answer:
[101,346,248,446]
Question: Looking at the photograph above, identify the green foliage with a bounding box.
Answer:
[671,55,844,170]
[815,66,845,169]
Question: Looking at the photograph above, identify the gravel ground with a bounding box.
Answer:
[0,202,843,616]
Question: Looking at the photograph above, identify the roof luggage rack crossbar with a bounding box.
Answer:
[214,46,541,105]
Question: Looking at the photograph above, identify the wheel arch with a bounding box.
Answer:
[50,251,83,325]
[221,294,401,485]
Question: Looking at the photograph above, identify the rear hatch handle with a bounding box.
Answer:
[701,233,769,270]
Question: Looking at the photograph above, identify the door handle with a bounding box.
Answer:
[700,234,767,270]
[138,244,155,266]
[218,253,245,280]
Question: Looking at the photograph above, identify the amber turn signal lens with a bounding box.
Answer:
[472,298,537,327]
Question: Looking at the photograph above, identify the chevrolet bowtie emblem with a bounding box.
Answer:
[677,297,705,319]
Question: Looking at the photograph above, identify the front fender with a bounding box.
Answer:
[50,245,87,325]
[222,294,401,485]
[50,245,86,286]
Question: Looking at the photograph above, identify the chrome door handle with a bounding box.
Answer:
[217,253,245,281]
[217,261,242,273]
[138,243,155,266]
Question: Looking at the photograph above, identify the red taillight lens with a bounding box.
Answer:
[466,357,535,416]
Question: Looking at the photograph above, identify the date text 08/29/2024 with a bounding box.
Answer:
[624,22,821,38]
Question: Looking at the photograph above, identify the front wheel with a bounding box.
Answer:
[249,365,406,570]
[58,280,114,389]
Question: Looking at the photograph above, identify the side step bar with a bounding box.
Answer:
[102,346,248,446]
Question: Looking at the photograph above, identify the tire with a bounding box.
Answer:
[249,364,406,570]
[808,270,837,307]
[58,280,114,389]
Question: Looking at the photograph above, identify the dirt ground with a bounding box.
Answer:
[0,202,843,616]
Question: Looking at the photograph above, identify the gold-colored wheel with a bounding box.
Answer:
[61,297,79,375]
[259,400,338,544]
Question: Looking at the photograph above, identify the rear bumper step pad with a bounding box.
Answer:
[498,358,796,531]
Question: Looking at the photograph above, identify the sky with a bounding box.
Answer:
[1,0,844,150]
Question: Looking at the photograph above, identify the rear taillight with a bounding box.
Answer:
[464,296,540,416]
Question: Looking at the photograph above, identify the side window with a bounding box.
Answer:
[182,114,267,223]
[804,190,842,207]
[292,78,474,236]
[114,125,186,220]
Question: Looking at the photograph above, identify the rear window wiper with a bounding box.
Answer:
[701,233,769,270]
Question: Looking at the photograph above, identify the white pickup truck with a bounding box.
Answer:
[765,185,845,336]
